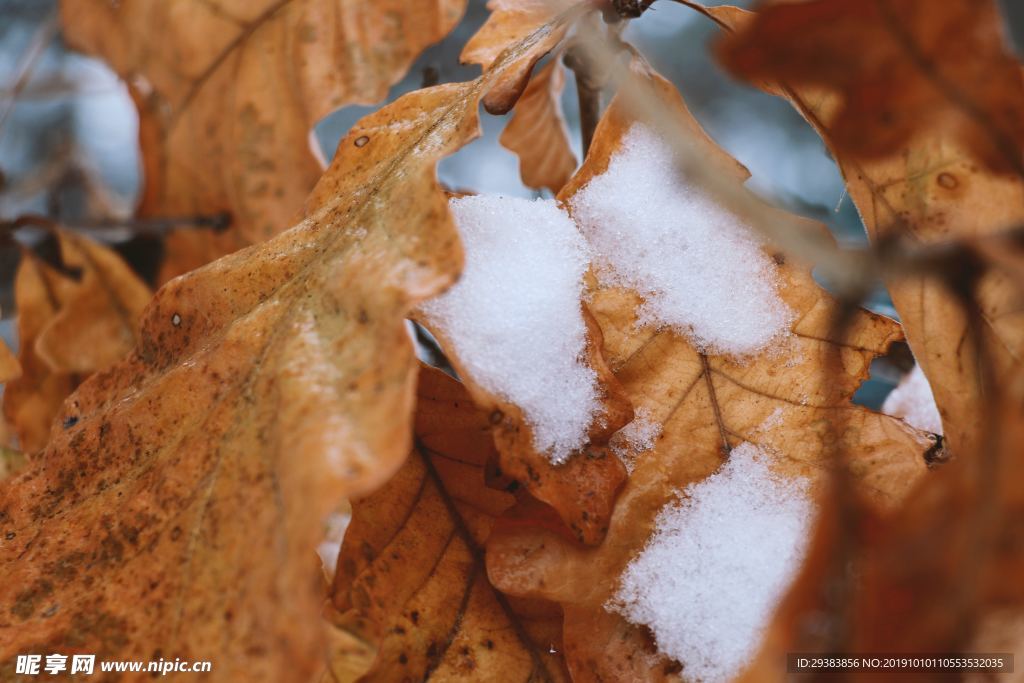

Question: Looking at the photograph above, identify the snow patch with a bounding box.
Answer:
[421,195,600,463]
[883,364,943,434]
[610,406,662,473]
[610,443,813,682]
[570,124,793,356]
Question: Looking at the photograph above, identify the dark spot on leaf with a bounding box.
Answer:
[937,172,958,189]
[62,415,79,429]
[354,135,370,148]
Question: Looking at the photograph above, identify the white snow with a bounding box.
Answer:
[570,124,793,356]
[882,364,943,434]
[420,195,599,463]
[610,406,662,473]
[610,443,813,682]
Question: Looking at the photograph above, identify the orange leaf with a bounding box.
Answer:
[0,339,19,386]
[462,0,578,114]
[718,0,1024,175]
[35,230,152,376]
[717,0,1024,461]
[2,230,150,454]
[3,252,79,454]
[486,63,935,681]
[0,18,574,677]
[328,365,568,681]
[739,373,1024,681]
[500,59,578,193]
[61,0,468,275]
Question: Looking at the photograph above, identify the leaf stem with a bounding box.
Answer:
[564,46,603,158]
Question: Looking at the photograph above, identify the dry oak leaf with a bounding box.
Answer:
[0,447,26,481]
[328,365,568,682]
[34,229,152,376]
[500,59,578,194]
[717,0,1024,175]
[419,305,633,547]
[0,339,19,385]
[2,252,80,454]
[739,367,1024,682]
[61,0,467,276]
[717,0,1024,461]
[486,65,936,682]
[3,230,150,454]
[461,0,578,114]
[0,22,570,680]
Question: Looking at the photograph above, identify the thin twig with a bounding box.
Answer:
[1,212,232,242]
[0,7,60,141]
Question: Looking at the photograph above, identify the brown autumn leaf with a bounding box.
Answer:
[485,63,935,681]
[0,446,25,481]
[60,0,467,277]
[717,0,1024,460]
[35,229,152,376]
[737,356,1024,682]
[717,0,1024,175]
[2,252,79,454]
[2,230,150,454]
[418,3,628,548]
[500,59,578,193]
[0,338,19,385]
[461,0,576,114]
[0,19,573,679]
[419,304,633,546]
[328,365,568,681]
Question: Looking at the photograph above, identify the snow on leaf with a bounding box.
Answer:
[485,64,935,681]
[420,195,601,465]
[328,365,568,681]
[416,194,633,545]
[570,123,793,357]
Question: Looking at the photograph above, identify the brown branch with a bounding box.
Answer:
[667,0,733,32]
[1,212,232,242]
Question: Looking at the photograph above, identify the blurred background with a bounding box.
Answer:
[1,0,1021,407]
